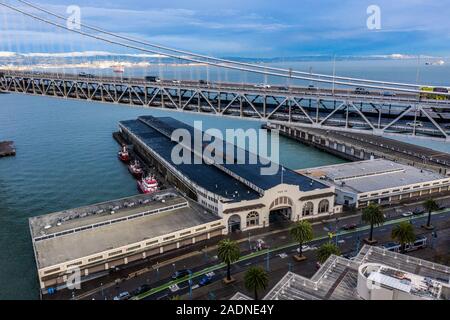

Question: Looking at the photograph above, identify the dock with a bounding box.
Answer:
[265,124,450,175]
[0,141,16,157]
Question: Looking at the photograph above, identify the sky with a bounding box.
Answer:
[1,0,450,58]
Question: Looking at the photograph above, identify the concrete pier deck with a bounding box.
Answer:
[266,124,450,175]
[0,141,15,157]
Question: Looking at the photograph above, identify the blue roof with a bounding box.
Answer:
[137,116,328,192]
[119,119,261,202]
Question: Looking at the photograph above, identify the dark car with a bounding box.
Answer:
[145,76,159,82]
[413,208,425,215]
[354,87,370,95]
[171,269,192,280]
[198,274,214,286]
[342,223,357,231]
[132,284,151,296]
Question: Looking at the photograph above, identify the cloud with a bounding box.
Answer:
[0,0,450,56]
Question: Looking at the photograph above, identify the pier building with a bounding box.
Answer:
[29,190,224,293]
[118,116,342,233]
[300,159,450,209]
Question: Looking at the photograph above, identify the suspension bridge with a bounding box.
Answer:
[1,0,450,141]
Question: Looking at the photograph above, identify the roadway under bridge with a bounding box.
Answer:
[2,71,450,142]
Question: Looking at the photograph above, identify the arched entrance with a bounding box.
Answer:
[318,199,330,214]
[228,214,241,233]
[269,196,293,224]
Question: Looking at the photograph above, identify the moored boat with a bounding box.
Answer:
[118,145,130,162]
[137,174,159,194]
[128,159,143,178]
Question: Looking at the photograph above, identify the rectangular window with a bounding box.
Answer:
[108,250,122,257]
[146,240,158,246]
[88,256,103,263]
[67,261,82,268]
[127,245,141,252]
[44,267,60,275]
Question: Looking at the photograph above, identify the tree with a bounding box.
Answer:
[244,266,269,300]
[217,239,240,282]
[391,221,416,253]
[423,198,438,229]
[317,242,341,264]
[362,203,385,242]
[290,220,313,258]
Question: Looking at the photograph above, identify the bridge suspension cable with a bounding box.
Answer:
[1,1,448,96]
[14,0,434,89]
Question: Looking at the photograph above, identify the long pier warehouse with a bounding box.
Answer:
[118,116,342,230]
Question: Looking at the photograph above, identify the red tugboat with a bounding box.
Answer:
[137,174,159,194]
[128,159,143,178]
[118,145,130,162]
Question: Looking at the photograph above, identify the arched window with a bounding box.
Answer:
[318,199,329,214]
[302,202,314,216]
[269,196,293,210]
[246,211,259,227]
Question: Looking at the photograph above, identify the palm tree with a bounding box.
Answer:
[290,220,313,259]
[423,198,438,229]
[317,242,341,264]
[362,203,385,243]
[391,221,416,253]
[244,266,269,300]
[217,239,240,282]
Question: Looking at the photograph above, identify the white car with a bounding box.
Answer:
[172,80,181,84]
[254,84,271,89]
[406,121,423,127]
[113,291,130,300]
[402,211,413,217]
[296,245,311,253]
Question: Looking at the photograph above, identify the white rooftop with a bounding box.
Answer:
[261,245,450,300]
[300,159,449,194]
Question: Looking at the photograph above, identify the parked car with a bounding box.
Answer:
[253,239,269,251]
[171,269,192,280]
[402,211,413,217]
[342,223,357,231]
[132,284,151,296]
[307,84,317,90]
[296,245,311,253]
[413,208,425,215]
[198,274,214,286]
[113,291,130,300]
[383,91,397,97]
[172,80,181,84]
